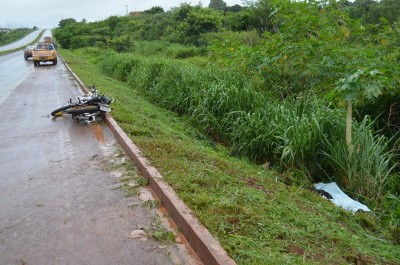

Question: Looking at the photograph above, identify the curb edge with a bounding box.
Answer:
[59,54,237,265]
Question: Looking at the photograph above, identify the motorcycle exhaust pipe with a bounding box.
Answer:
[73,115,96,122]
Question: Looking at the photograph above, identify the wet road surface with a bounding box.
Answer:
[0,51,33,98]
[0,57,193,264]
[0,29,52,98]
[0,29,42,52]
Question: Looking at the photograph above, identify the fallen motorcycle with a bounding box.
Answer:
[51,84,113,123]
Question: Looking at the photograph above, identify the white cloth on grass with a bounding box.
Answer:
[315,182,371,212]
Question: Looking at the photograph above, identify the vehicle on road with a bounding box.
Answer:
[51,84,113,123]
[43,35,57,49]
[23,45,35,60]
[32,42,57,66]
[44,36,52,43]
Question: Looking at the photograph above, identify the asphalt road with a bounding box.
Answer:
[0,29,52,98]
[0,41,196,264]
[0,50,35,100]
[0,29,42,52]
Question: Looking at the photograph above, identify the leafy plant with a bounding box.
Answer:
[336,68,386,152]
[322,116,397,207]
[107,34,133,52]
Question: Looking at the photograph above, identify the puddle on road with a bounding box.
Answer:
[90,123,105,144]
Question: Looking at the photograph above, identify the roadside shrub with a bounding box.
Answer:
[141,58,169,91]
[99,52,142,82]
[275,95,344,174]
[133,41,203,59]
[70,35,100,49]
[115,57,140,82]
[190,76,264,137]
[225,93,344,175]
[322,116,398,207]
[71,47,103,65]
[107,34,134,52]
[126,57,148,90]
[380,194,400,243]
[150,62,200,114]
[226,108,279,162]
[98,50,398,214]
[204,30,263,48]
[166,44,203,59]
[99,51,121,78]
[0,28,33,46]
[133,41,166,56]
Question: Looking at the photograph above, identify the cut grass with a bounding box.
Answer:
[104,145,148,197]
[105,146,176,245]
[59,48,400,265]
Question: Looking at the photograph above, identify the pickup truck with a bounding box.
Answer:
[44,36,52,43]
[43,36,57,49]
[32,42,58,66]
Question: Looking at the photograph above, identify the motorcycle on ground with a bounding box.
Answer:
[51,84,113,124]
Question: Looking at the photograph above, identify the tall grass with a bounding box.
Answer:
[98,50,398,212]
[223,94,345,177]
[225,108,280,162]
[133,40,203,59]
[100,51,141,82]
[322,116,398,207]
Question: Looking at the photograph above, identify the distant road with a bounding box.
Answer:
[0,34,182,265]
[0,29,43,52]
[0,29,52,98]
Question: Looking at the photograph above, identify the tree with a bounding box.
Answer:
[246,0,279,33]
[107,34,133,52]
[144,6,164,14]
[140,12,170,40]
[373,0,400,24]
[336,69,385,153]
[167,4,222,44]
[222,9,250,31]
[209,0,227,10]
[227,4,243,12]
[58,18,77,28]
[350,0,378,23]
[104,16,120,30]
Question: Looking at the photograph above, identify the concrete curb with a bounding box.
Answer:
[60,55,236,265]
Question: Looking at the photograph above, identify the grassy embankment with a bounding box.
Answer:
[0,28,34,46]
[58,48,400,265]
[0,30,45,56]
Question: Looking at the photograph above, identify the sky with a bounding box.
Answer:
[1,0,245,29]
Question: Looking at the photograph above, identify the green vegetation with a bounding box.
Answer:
[145,217,176,245]
[60,48,399,264]
[105,145,148,197]
[0,27,35,46]
[0,29,44,56]
[105,147,176,244]
[54,0,400,263]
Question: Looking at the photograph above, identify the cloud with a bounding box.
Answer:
[1,0,244,29]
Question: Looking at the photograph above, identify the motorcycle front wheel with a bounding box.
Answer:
[51,105,100,116]
[51,105,73,116]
